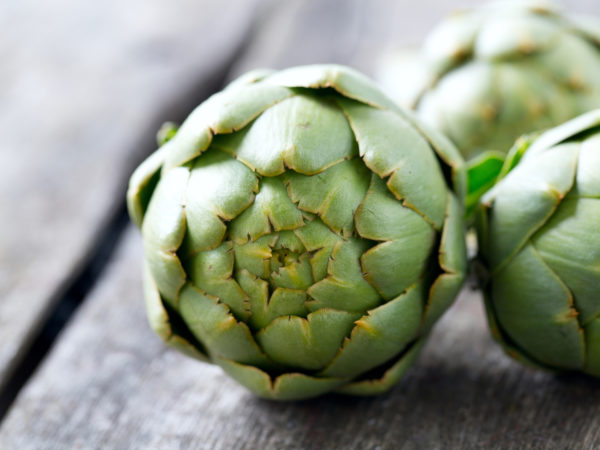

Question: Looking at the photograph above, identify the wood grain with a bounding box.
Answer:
[2,228,599,449]
[2,0,600,448]
[0,0,260,386]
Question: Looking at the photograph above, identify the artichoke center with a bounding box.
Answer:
[270,247,301,272]
[264,231,314,291]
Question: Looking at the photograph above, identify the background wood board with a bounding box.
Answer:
[0,0,260,387]
[3,0,600,447]
[2,227,599,449]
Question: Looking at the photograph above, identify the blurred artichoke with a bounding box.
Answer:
[127,65,467,400]
[476,109,600,376]
[392,1,600,162]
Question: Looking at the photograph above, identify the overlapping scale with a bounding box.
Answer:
[474,14,558,59]
[481,142,578,271]
[141,167,189,306]
[422,193,467,331]
[162,82,294,171]
[184,150,258,253]
[213,94,356,176]
[185,241,250,321]
[256,309,361,371]
[491,244,584,370]
[178,284,273,369]
[283,159,368,236]
[339,98,447,229]
[307,239,380,312]
[142,261,209,362]
[532,198,600,324]
[228,177,304,243]
[321,281,424,379]
[355,176,435,300]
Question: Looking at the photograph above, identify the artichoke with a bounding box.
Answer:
[476,109,600,376]
[395,1,600,162]
[127,65,467,400]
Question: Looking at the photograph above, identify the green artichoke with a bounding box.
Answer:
[476,109,600,376]
[127,65,467,400]
[398,1,600,162]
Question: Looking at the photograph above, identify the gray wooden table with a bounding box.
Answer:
[1,1,599,448]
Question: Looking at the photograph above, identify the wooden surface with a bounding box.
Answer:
[2,0,600,448]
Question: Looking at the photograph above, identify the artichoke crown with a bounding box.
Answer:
[128,65,467,399]
[477,109,600,376]
[410,1,600,159]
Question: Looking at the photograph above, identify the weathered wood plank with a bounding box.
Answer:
[0,0,260,386]
[2,227,599,449]
[3,0,600,448]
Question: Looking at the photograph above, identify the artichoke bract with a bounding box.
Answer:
[127,65,467,400]
[399,1,600,162]
[476,110,600,376]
